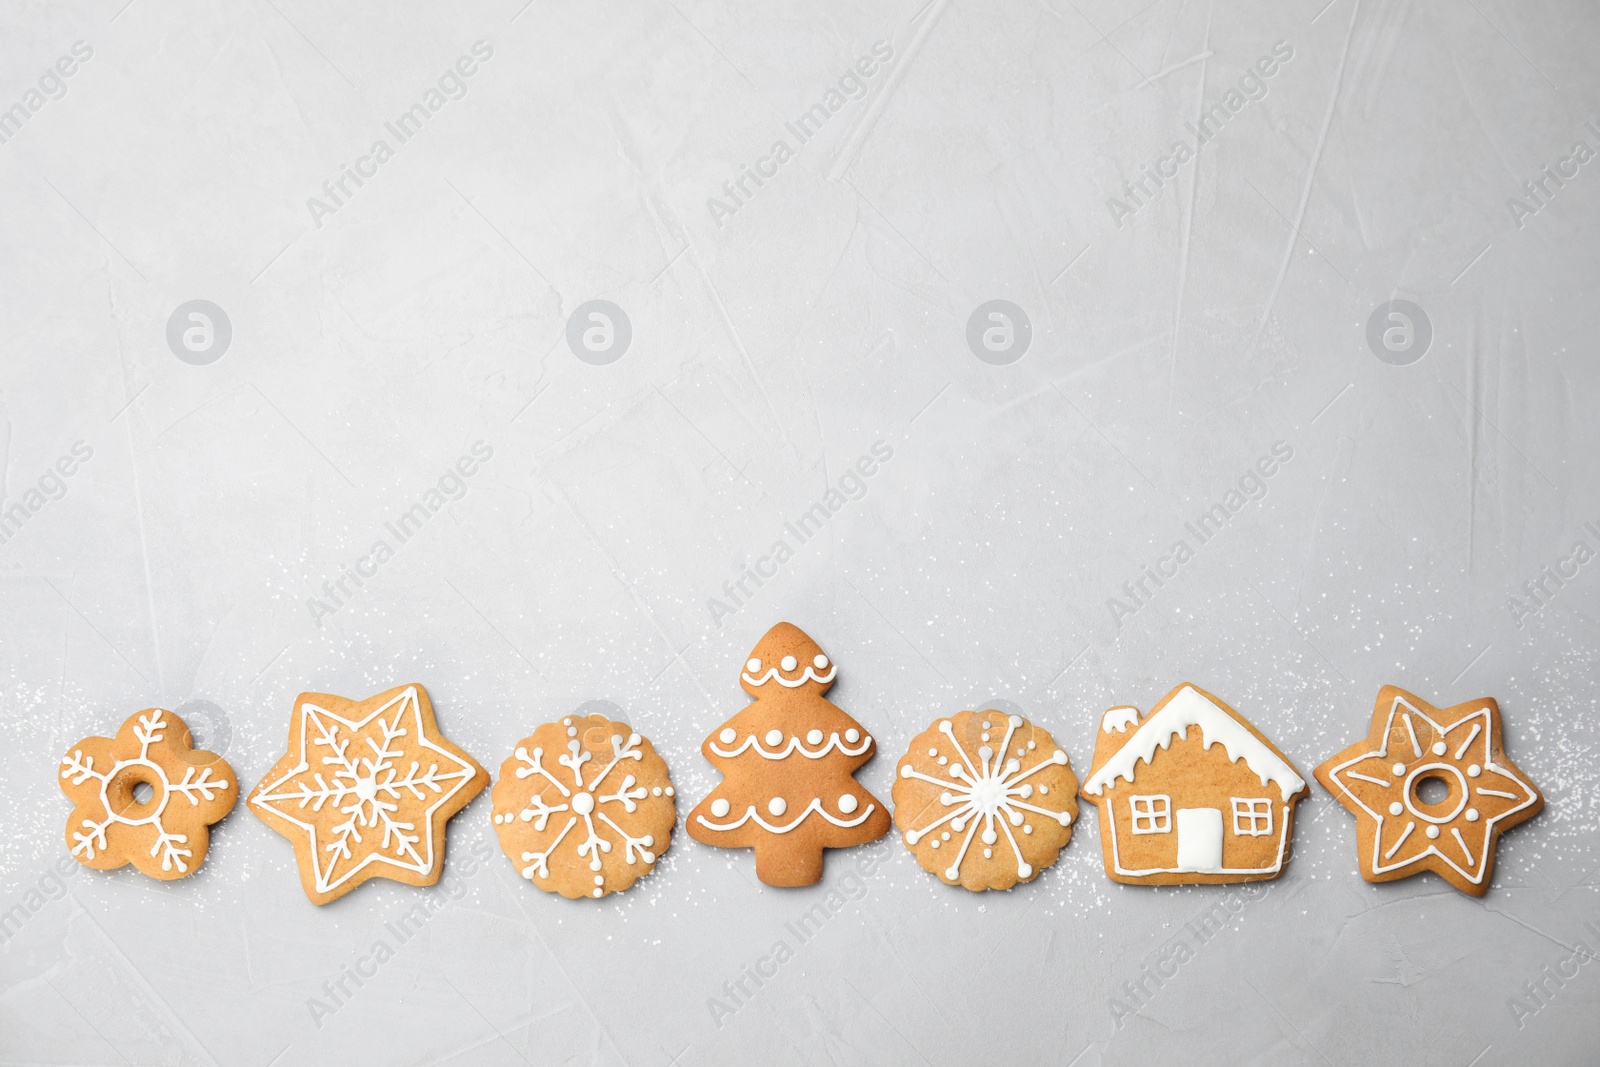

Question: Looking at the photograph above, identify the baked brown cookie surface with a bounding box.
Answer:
[491,713,676,899]
[894,709,1077,891]
[59,708,237,879]
[250,684,488,905]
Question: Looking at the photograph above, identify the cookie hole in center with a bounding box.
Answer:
[1414,774,1451,806]
[132,781,155,804]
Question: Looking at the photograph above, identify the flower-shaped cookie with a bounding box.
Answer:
[59,708,237,879]
[894,710,1078,891]
[492,713,676,899]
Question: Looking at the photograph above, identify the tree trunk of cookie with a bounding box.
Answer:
[756,843,823,887]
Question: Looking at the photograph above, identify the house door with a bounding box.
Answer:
[1175,808,1223,872]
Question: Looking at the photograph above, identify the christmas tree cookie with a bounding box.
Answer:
[58,708,237,879]
[250,684,488,905]
[687,623,890,886]
[894,709,1077,891]
[1316,686,1543,896]
[491,711,676,899]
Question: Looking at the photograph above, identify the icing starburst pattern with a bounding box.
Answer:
[491,715,676,898]
[252,687,479,896]
[58,709,236,879]
[898,714,1074,883]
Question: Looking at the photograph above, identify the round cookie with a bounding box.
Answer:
[59,708,237,879]
[894,710,1077,891]
[492,713,675,899]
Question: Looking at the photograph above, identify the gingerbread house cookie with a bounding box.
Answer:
[1080,683,1308,885]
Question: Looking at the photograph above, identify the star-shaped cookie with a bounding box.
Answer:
[1316,686,1542,896]
[250,684,488,904]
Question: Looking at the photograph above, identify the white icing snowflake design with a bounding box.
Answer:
[492,717,675,898]
[251,687,480,897]
[898,715,1072,881]
[60,710,232,874]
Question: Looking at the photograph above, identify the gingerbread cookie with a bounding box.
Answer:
[1316,686,1542,896]
[250,684,488,905]
[1080,683,1308,885]
[491,713,676,899]
[687,623,890,887]
[893,710,1077,891]
[58,708,237,879]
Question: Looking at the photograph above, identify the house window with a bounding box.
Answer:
[1129,795,1171,834]
[1232,798,1272,836]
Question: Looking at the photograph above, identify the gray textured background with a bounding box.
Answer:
[3,0,1599,1063]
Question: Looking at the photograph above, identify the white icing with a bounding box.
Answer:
[62,709,232,874]
[1102,706,1139,733]
[1081,686,1305,801]
[497,725,664,894]
[807,730,824,745]
[747,658,762,673]
[781,656,798,671]
[695,798,877,834]
[741,663,838,688]
[1174,807,1223,872]
[710,798,730,818]
[709,731,872,761]
[251,689,477,893]
[813,655,828,669]
[845,729,860,743]
[767,798,787,816]
[1325,694,1541,886]
[900,715,1073,883]
[838,794,858,814]
[719,728,737,744]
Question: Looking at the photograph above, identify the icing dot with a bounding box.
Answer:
[807,730,824,745]
[838,794,858,814]
[664,786,674,797]
[593,888,603,898]
[594,875,604,885]
[1023,825,1033,835]
[651,787,662,796]
[1425,825,1441,839]
[781,656,798,671]
[983,848,993,859]
[1432,741,1447,756]
[1466,808,1480,821]
[1389,802,1403,816]
[563,718,572,726]
[765,729,783,746]
[1468,765,1482,777]
[1027,741,1036,750]
[928,748,938,757]
[719,728,737,744]
[1039,786,1049,795]
[814,654,828,668]
[1392,763,1406,776]
[930,839,940,848]
[941,831,950,841]
[568,726,578,738]
[768,798,787,816]
[981,732,991,743]
[937,756,948,765]
[747,658,761,673]
[571,792,595,815]
[710,798,730,818]
[845,729,861,743]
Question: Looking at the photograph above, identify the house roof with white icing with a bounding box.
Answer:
[1082,685,1306,801]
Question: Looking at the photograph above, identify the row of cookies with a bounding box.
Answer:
[56,622,1543,901]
